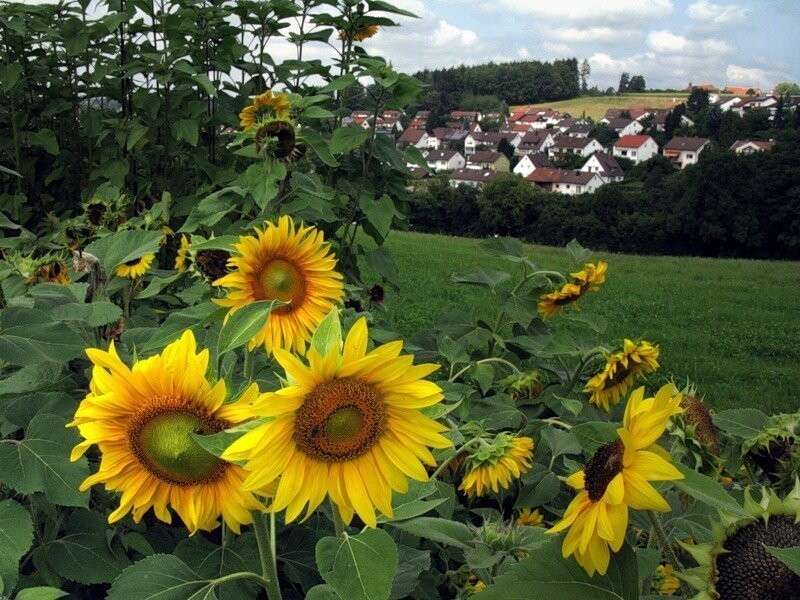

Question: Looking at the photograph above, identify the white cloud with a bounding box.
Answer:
[431,20,477,47]
[725,64,768,85]
[547,26,639,43]
[647,30,734,56]
[517,47,531,59]
[496,0,673,24]
[687,1,749,26]
[541,41,573,56]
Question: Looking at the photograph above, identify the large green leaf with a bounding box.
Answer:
[0,499,34,568]
[83,229,163,274]
[316,529,398,600]
[572,422,619,455]
[479,537,639,599]
[217,299,285,356]
[0,307,85,366]
[451,269,511,291]
[387,517,473,549]
[329,126,371,155]
[15,587,69,600]
[713,408,768,438]
[174,119,199,147]
[174,533,260,600]
[765,546,800,576]
[359,195,394,243]
[140,301,225,353]
[107,554,216,600]
[310,308,342,357]
[673,463,749,517]
[377,480,447,523]
[40,510,130,584]
[391,545,430,600]
[0,414,89,507]
[49,300,122,327]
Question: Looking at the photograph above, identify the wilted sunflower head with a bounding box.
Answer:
[194,249,231,281]
[743,411,799,492]
[583,339,660,411]
[459,433,534,498]
[681,484,800,600]
[83,197,111,227]
[253,119,307,164]
[338,24,380,42]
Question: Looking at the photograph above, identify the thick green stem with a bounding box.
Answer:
[331,501,346,538]
[646,510,692,597]
[243,348,254,381]
[431,436,482,480]
[252,511,282,600]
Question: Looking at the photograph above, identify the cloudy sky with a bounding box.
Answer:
[366,0,799,90]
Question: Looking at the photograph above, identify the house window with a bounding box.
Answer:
[687,153,693,159]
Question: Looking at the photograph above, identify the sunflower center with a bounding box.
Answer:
[715,516,800,600]
[258,258,304,308]
[584,439,625,502]
[124,258,142,266]
[130,408,227,486]
[294,378,385,462]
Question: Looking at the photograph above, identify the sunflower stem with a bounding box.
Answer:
[449,357,523,384]
[431,436,483,480]
[243,348,254,381]
[646,510,692,597]
[331,502,346,538]
[252,511,282,600]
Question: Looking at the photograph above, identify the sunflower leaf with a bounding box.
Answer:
[673,463,749,517]
[316,529,398,600]
[765,546,800,576]
[216,299,286,357]
[311,308,343,357]
[83,229,163,274]
[15,587,70,600]
[386,517,473,549]
[0,499,34,567]
[107,554,217,600]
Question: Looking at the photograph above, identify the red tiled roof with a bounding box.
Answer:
[399,128,426,143]
[615,135,654,149]
[525,168,562,183]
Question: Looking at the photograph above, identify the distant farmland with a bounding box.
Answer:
[512,92,689,119]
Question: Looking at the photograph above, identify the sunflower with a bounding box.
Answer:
[651,563,680,596]
[681,484,800,600]
[213,215,344,355]
[175,234,191,273]
[36,261,70,285]
[516,507,544,527]
[538,261,607,319]
[115,253,155,279]
[546,384,683,576]
[239,90,291,130]
[338,24,379,42]
[222,317,453,527]
[69,330,266,534]
[584,339,660,411]
[459,434,534,498]
[253,119,306,163]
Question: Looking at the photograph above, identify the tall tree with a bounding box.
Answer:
[687,87,710,119]
[580,58,591,93]
[628,75,646,93]
[617,72,630,94]
[773,81,800,96]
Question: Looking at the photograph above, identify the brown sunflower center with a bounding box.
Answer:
[294,377,385,462]
[584,439,625,502]
[255,121,296,159]
[258,258,304,311]
[124,258,142,266]
[605,363,633,388]
[714,516,800,600]
[129,407,228,486]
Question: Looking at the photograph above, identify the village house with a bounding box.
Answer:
[424,149,465,172]
[713,97,742,112]
[429,127,469,151]
[466,150,510,172]
[730,139,776,154]
[525,168,562,191]
[450,110,482,122]
[723,86,762,96]
[513,153,552,178]
[548,136,604,160]
[565,122,592,138]
[731,96,779,119]
[397,128,429,149]
[449,168,501,188]
[552,170,605,195]
[516,131,555,155]
[600,117,644,137]
[613,135,659,164]
[374,116,403,136]
[464,131,521,155]
[581,152,624,183]
[662,136,709,169]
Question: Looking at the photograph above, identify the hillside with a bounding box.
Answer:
[512,92,688,119]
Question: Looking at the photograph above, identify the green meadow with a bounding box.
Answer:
[364,230,800,414]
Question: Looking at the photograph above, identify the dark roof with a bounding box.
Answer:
[432,128,468,142]
[469,131,514,144]
[604,117,636,129]
[730,139,776,151]
[523,153,552,168]
[663,136,709,151]
[553,136,598,149]
[468,151,505,163]
[449,168,500,183]
[586,152,623,176]
[558,170,599,185]
[426,149,460,161]
[566,123,591,134]
[406,166,430,179]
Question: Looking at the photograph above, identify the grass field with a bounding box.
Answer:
[362,231,800,414]
[512,92,688,120]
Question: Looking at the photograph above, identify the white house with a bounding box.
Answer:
[548,136,604,160]
[464,131,522,155]
[424,149,465,172]
[601,117,644,137]
[513,153,552,178]
[449,168,500,188]
[730,139,776,154]
[552,170,605,195]
[662,137,709,169]
[581,152,624,183]
[397,128,429,149]
[613,135,659,164]
[516,131,555,155]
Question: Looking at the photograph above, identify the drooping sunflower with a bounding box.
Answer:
[547,384,684,576]
[222,317,453,527]
[516,507,544,527]
[338,24,380,42]
[175,234,191,273]
[459,433,534,498]
[69,330,267,533]
[239,90,292,130]
[213,215,344,355]
[115,253,155,279]
[253,119,306,163]
[537,261,607,319]
[584,339,660,411]
[681,484,800,600]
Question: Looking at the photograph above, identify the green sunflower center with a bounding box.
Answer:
[294,378,385,462]
[584,439,625,502]
[258,258,304,310]
[131,408,227,486]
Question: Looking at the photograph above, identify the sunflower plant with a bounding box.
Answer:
[1,0,798,599]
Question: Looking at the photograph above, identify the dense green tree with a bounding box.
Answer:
[628,75,646,93]
[618,72,630,93]
[774,81,800,95]
[476,174,540,236]
[686,87,710,119]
